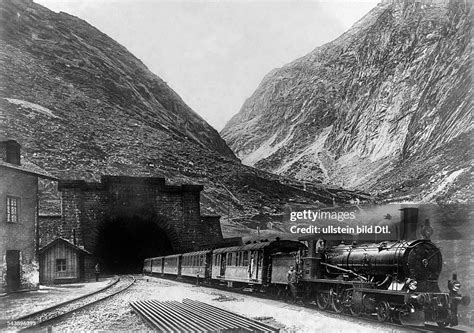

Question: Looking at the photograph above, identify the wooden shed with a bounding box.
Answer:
[39,238,94,284]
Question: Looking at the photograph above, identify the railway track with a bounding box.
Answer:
[3,275,136,332]
[148,275,469,333]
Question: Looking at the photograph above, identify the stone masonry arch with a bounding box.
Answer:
[56,176,223,271]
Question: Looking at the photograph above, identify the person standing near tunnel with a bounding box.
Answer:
[95,262,100,282]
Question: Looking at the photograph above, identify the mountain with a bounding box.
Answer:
[222,0,472,203]
[0,0,363,227]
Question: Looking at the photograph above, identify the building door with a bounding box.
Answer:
[6,250,21,291]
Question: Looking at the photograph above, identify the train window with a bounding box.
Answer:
[243,251,249,266]
[227,253,232,266]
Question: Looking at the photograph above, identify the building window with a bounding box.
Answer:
[6,196,20,223]
[56,259,67,272]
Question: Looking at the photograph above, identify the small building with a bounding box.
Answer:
[39,238,94,284]
[0,138,57,293]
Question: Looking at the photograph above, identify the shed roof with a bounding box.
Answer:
[39,238,92,255]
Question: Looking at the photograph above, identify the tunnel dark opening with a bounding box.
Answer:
[96,215,173,273]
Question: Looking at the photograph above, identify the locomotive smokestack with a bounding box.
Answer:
[400,207,419,240]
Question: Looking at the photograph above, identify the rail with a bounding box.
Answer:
[3,275,136,331]
[130,298,279,332]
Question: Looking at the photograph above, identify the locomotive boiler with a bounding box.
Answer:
[322,240,443,291]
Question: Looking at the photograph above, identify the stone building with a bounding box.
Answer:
[0,139,57,293]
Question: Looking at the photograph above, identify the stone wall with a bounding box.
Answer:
[200,215,224,245]
[57,176,224,255]
[38,215,62,247]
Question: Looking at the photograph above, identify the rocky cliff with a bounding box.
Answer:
[222,0,472,203]
[0,0,363,222]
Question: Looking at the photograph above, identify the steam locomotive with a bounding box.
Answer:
[143,208,470,328]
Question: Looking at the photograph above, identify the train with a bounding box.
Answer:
[143,209,470,328]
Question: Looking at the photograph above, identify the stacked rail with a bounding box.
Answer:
[130,298,279,332]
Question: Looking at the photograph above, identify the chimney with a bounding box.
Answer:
[400,207,419,240]
[0,139,21,165]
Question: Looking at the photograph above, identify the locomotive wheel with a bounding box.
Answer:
[376,301,391,322]
[330,287,345,313]
[436,321,449,327]
[316,291,330,310]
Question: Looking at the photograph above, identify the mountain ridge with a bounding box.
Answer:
[222,0,472,203]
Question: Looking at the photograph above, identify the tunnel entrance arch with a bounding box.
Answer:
[56,176,225,273]
[96,214,174,273]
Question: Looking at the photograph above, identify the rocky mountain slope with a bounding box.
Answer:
[0,0,364,220]
[222,0,472,203]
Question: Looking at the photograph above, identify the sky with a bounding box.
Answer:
[34,0,378,130]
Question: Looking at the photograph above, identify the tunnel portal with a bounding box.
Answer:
[52,176,225,274]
